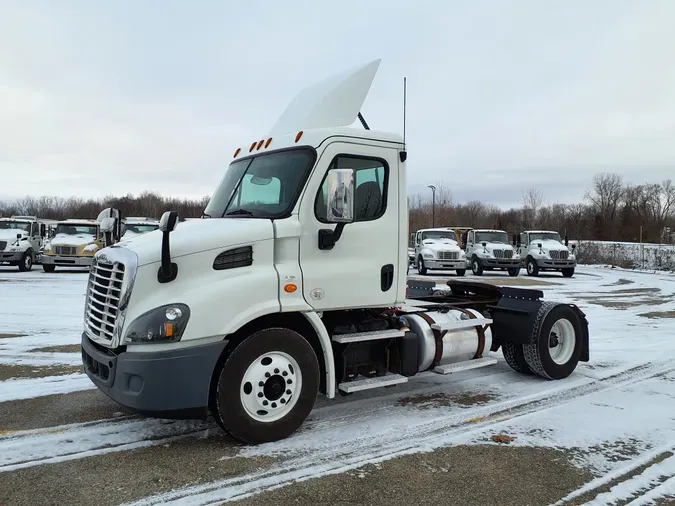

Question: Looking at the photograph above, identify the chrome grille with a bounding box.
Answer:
[54,246,77,255]
[438,251,459,260]
[550,250,569,260]
[0,241,6,250]
[84,259,125,341]
[492,249,507,259]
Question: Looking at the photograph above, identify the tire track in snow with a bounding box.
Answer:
[122,361,675,506]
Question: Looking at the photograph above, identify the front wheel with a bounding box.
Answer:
[18,251,33,272]
[212,327,320,444]
[42,264,55,273]
[456,269,466,277]
[522,302,583,380]
[561,268,575,277]
[526,257,539,276]
[507,267,520,277]
[471,257,483,276]
[417,256,428,275]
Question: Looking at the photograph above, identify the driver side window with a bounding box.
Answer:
[315,155,388,223]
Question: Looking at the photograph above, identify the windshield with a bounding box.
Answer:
[55,224,98,236]
[529,232,562,243]
[421,231,456,241]
[204,148,316,218]
[124,224,159,234]
[0,221,30,233]
[476,231,508,244]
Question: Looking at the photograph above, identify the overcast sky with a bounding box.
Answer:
[2,0,675,208]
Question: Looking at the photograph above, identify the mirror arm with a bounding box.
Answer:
[318,223,346,251]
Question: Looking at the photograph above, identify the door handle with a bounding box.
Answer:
[381,264,394,291]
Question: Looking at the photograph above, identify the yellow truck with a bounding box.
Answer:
[41,219,106,272]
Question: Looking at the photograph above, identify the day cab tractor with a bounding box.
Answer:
[79,60,590,444]
[412,227,467,276]
[464,228,521,276]
[0,215,49,271]
[516,230,577,277]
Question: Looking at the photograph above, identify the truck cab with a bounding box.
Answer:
[517,230,576,277]
[121,217,160,239]
[79,60,589,445]
[465,228,520,276]
[412,227,466,276]
[41,219,104,272]
[0,216,47,271]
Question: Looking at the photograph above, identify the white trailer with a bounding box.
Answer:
[0,215,49,271]
[80,60,590,444]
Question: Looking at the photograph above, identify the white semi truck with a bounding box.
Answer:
[517,230,577,277]
[412,227,467,276]
[121,217,160,239]
[464,228,521,276]
[0,215,48,271]
[80,60,590,444]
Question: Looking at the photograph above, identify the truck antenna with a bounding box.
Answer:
[357,112,370,130]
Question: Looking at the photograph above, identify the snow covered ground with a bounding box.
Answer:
[0,265,674,505]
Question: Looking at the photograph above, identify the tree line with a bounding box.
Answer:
[409,173,675,244]
[1,172,674,244]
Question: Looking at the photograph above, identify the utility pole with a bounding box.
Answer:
[427,185,436,227]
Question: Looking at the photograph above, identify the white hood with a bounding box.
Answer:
[112,218,275,267]
[530,239,568,252]
[50,233,97,246]
[0,229,28,241]
[421,238,461,252]
[479,243,514,254]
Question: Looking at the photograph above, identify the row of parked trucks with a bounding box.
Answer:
[0,213,159,271]
[409,227,577,277]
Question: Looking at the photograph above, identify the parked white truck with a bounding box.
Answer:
[80,60,590,444]
[0,216,48,271]
[464,228,521,276]
[412,227,466,276]
[517,230,577,277]
[121,217,160,239]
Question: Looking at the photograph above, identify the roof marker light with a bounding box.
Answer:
[233,148,241,158]
[256,139,264,150]
[295,131,303,143]
[265,137,273,148]
[249,141,257,152]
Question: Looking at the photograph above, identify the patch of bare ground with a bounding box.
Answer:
[397,392,496,409]
[28,344,81,353]
[230,445,593,506]
[0,432,278,506]
[575,294,671,309]
[0,364,82,381]
[603,278,635,286]
[639,310,675,319]
[457,278,561,287]
[0,333,26,339]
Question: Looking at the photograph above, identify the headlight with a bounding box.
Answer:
[123,303,190,344]
[460,250,466,257]
[83,243,99,254]
[423,253,434,259]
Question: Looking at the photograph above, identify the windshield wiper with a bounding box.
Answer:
[201,212,211,218]
[225,209,255,217]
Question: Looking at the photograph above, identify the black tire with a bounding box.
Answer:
[501,341,534,375]
[522,301,583,380]
[561,268,574,278]
[18,251,33,272]
[212,327,320,444]
[42,264,55,273]
[507,267,520,277]
[526,257,539,276]
[471,257,483,276]
[456,269,466,277]
[417,256,428,275]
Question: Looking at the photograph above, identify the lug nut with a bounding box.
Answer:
[274,368,279,373]
[280,398,286,404]
[271,402,277,408]
[282,371,288,376]
[286,389,291,395]
[263,400,268,406]
[258,381,264,387]
[265,372,271,378]
[287,379,292,384]
[257,392,263,398]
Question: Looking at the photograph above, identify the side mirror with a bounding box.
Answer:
[481,242,487,247]
[572,244,576,251]
[564,233,569,246]
[16,233,21,240]
[159,211,179,232]
[100,217,116,233]
[325,168,355,223]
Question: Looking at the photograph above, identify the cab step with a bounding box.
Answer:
[433,356,498,375]
[431,317,492,332]
[332,328,405,344]
[338,373,408,393]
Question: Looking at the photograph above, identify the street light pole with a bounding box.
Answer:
[427,185,436,227]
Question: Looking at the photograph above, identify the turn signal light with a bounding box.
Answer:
[284,284,297,293]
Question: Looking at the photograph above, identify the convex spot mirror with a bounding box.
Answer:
[159,211,179,232]
[325,168,355,223]
[250,175,272,185]
[100,217,116,233]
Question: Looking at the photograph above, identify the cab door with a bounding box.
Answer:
[29,222,42,253]
[298,141,400,310]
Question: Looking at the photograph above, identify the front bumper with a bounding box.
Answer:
[42,254,93,266]
[480,257,521,268]
[81,334,229,419]
[0,251,23,263]
[535,258,577,268]
[424,259,466,270]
